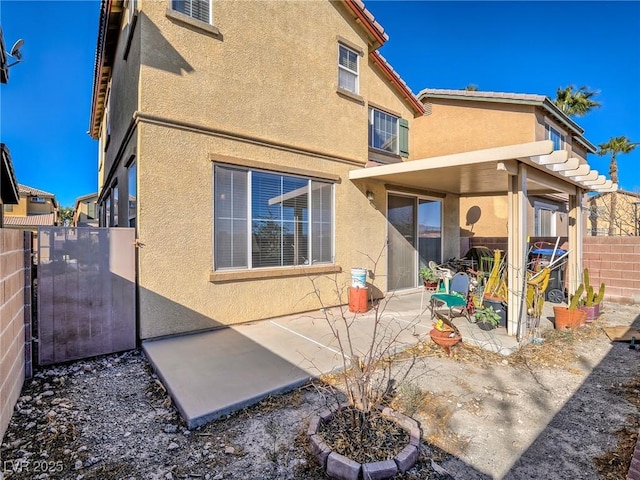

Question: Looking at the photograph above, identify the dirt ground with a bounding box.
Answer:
[1,302,639,480]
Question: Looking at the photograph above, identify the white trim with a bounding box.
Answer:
[338,43,359,95]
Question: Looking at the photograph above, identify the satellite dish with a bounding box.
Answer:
[9,39,24,60]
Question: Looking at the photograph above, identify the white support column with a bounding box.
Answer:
[567,188,583,295]
[507,163,527,337]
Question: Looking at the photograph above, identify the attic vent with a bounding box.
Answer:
[422,102,432,116]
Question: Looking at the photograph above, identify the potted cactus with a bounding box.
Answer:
[576,268,605,322]
[553,283,587,330]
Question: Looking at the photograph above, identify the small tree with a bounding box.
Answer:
[59,206,74,226]
[598,136,639,235]
[306,248,423,416]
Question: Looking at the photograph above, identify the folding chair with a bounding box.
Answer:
[429,272,472,322]
[420,261,454,312]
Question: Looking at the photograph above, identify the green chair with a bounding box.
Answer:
[429,272,472,322]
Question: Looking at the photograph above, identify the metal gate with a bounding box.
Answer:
[37,227,136,365]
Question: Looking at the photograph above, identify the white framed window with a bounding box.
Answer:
[4,204,13,212]
[30,197,46,204]
[534,202,559,236]
[338,44,359,94]
[546,123,566,151]
[369,108,399,154]
[172,0,211,24]
[128,160,137,228]
[213,165,334,270]
[112,184,119,227]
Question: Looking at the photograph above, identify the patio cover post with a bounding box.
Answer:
[507,162,527,337]
[567,189,584,296]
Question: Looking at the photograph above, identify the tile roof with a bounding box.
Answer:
[370,52,424,114]
[3,213,57,226]
[347,0,388,45]
[418,88,547,103]
[18,183,55,197]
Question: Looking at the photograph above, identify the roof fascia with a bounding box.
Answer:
[370,52,425,115]
[341,0,388,49]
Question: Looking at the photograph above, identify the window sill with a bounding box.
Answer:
[210,264,342,283]
[368,147,401,164]
[336,88,364,105]
[165,8,221,38]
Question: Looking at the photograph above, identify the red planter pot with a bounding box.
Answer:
[553,307,587,330]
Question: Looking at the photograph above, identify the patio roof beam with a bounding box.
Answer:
[547,156,580,172]
[526,166,579,195]
[573,170,599,182]
[583,174,607,186]
[561,164,591,178]
[527,150,568,166]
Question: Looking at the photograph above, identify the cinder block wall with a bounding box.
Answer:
[583,237,640,304]
[0,229,26,441]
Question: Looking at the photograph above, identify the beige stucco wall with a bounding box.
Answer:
[4,197,55,217]
[460,195,569,237]
[137,122,389,338]
[412,99,536,159]
[96,0,424,338]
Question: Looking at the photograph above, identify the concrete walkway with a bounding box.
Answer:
[142,290,547,428]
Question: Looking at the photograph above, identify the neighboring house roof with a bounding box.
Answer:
[1,143,19,204]
[74,192,99,206]
[588,189,640,200]
[417,88,597,153]
[3,213,57,226]
[19,183,56,197]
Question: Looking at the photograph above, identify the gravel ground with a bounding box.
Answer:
[1,302,639,480]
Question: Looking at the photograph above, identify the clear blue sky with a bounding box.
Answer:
[1,1,638,208]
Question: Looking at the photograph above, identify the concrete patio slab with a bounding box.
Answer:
[143,290,552,427]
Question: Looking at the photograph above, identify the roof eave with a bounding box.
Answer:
[342,0,388,49]
[89,0,124,139]
[1,144,20,204]
[370,52,425,115]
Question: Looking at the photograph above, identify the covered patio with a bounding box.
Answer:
[349,140,617,338]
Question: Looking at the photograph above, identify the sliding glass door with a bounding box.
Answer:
[388,194,442,291]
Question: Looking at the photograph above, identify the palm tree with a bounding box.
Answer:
[598,136,639,235]
[554,85,601,117]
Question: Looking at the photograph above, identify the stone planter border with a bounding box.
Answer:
[307,403,421,480]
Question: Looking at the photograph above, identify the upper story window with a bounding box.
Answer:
[369,108,409,157]
[172,0,211,24]
[338,44,359,94]
[214,165,334,271]
[30,197,46,204]
[4,204,13,212]
[546,124,566,151]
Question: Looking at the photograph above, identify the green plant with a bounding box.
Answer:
[419,265,437,283]
[474,305,501,327]
[568,284,584,310]
[576,268,606,307]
